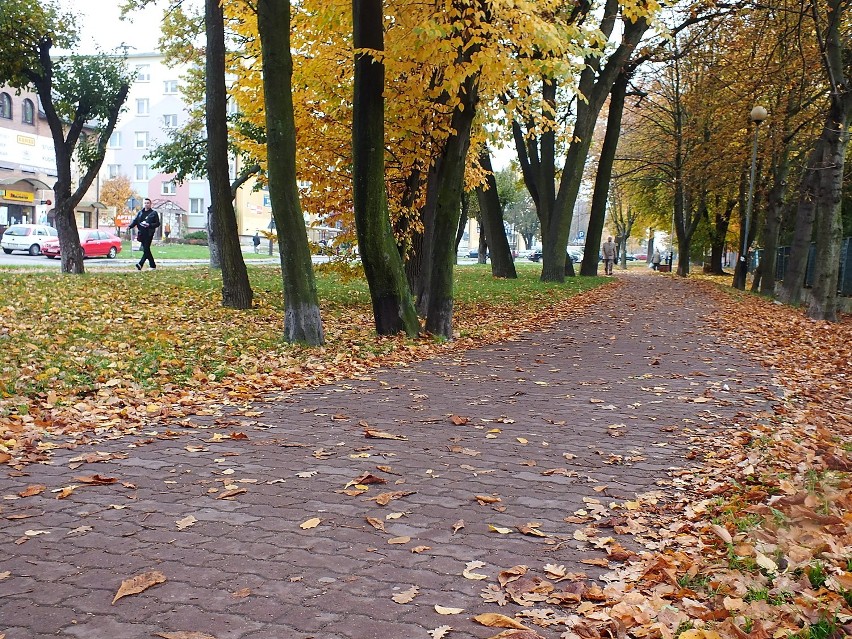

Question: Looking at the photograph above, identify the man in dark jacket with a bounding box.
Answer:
[129,198,161,270]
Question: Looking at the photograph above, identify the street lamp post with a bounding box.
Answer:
[734,105,768,289]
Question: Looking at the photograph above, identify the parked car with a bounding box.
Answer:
[625,254,638,261]
[1,224,58,256]
[529,249,581,263]
[41,229,123,259]
[634,253,647,261]
[468,249,490,259]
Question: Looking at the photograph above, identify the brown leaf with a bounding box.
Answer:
[448,445,480,456]
[364,426,407,441]
[350,472,387,486]
[411,545,431,553]
[112,570,166,604]
[55,486,77,499]
[369,490,414,506]
[74,474,118,485]
[452,519,465,534]
[216,488,247,500]
[473,613,529,630]
[498,565,528,587]
[484,631,546,639]
[155,633,218,639]
[517,523,547,537]
[450,415,470,425]
[365,517,386,532]
[428,626,452,639]
[475,494,502,505]
[18,484,46,498]
[232,588,252,598]
[388,536,410,544]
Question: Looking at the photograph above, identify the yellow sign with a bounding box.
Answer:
[16,135,35,146]
[1,189,34,203]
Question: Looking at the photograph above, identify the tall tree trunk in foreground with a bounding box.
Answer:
[425,74,480,338]
[206,0,253,308]
[352,0,419,336]
[257,0,324,344]
[582,70,628,276]
[475,150,517,278]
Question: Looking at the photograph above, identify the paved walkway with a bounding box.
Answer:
[0,273,774,639]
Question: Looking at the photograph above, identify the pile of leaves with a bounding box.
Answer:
[0,265,608,466]
[446,281,851,639]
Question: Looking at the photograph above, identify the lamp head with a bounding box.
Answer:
[750,105,768,123]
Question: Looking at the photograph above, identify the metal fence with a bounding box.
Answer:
[775,237,852,295]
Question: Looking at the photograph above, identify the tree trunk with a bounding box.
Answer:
[778,144,820,306]
[455,192,469,262]
[582,71,628,276]
[352,0,419,336]
[477,225,488,264]
[476,150,517,278]
[425,74,480,338]
[206,0,253,308]
[207,207,221,269]
[807,104,848,321]
[257,0,324,344]
[758,150,790,295]
[706,198,735,275]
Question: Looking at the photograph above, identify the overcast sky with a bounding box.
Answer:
[72,0,165,54]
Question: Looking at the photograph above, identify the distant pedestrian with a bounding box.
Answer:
[601,236,617,275]
[651,248,661,271]
[164,222,171,240]
[129,198,160,270]
[252,232,261,254]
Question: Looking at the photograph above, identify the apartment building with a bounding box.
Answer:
[0,87,56,231]
[101,52,211,236]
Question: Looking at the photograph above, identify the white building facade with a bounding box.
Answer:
[101,53,211,235]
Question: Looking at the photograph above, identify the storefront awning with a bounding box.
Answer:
[0,177,53,190]
[78,201,107,209]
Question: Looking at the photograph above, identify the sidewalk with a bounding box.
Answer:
[0,273,773,639]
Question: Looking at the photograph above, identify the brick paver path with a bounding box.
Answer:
[0,273,774,638]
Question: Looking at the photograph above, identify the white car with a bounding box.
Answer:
[1,224,59,256]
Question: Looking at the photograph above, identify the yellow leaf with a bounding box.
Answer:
[435,604,465,614]
[473,613,529,629]
[388,536,410,544]
[463,560,488,580]
[392,585,419,604]
[300,517,321,529]
[488,525,513,534]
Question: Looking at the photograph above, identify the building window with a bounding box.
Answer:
[163,114,178,128]
[22,99,34,125]
[108,132,122,148]
[161,180,177,195]
[135,64,151,82]
[108,164,121,179]
[136,98,150,115]
[134,164,148,180]
[190,198,205,216]
[0,93,11,119]
[164,80,178,94]
[135,131,149,149]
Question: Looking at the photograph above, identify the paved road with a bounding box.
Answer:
[0,273,773,638]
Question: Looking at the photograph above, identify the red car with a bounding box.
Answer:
[42,229,123,259]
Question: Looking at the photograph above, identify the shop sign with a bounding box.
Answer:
[1,189,34,203]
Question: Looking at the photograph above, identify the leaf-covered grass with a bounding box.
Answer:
[0,263,608,461]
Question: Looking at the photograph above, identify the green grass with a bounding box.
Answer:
[119,240,272,260]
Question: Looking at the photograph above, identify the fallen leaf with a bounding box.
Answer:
[497,565,527,587]
[176,515,197,531]
[388,536,410,544]
[452,519,465,534]
[112,570,166,604]
[435,604,465,615]
[710,523,733,544]
[484,631,546,639]
[411,545,431,553]
[74,474,118,485]
[488,525,513,534]
[428,626,452,639]
[155,633,218,639]
[475,494,501,505]
[232,588,251,598]
[364,427,407,440]
[473,613,529,630]
[0,571,10,580]
[300,518,321,529]
[463,560,488,580]
[366,517,386,532]
[392,585,419,604]
[295,471,317,478]
[67,525,92,536]
[517,523,547,537]
[216,488,247,500]
[450,415,470,425]
[369,490,414,506]
[18,484,46,498]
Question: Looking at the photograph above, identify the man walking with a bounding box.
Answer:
[601,235,617,275]
[129,198,160,270]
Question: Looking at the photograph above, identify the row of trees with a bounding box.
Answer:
[2,0,847,345]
